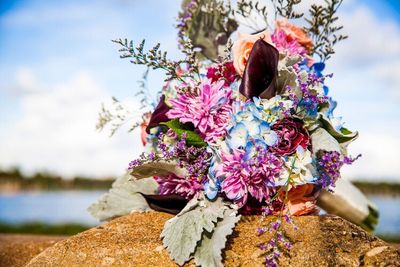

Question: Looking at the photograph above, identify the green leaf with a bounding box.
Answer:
[161,119,207,147]
[340,127,352,135]
[319,114,358,143]
[361,203,379,232]
[160,195,227,266]
[129,160,187,179]
[194,208,241,267]
[88,174,158,221]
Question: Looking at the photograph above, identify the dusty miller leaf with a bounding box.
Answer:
[276,54,302,95]
[160,195,227,266]
[130,160,187,179]
[194,208,241,267]
[176,194,201,216]
[88,174,158,221]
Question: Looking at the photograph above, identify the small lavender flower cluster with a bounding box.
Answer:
[317,151,361,190]
[286,69,330,119]
[129,130,211,199]
[257,207,298,267]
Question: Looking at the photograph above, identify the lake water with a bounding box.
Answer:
[0,191,399,236]
[0,191,103,225]
[368,195,400,235]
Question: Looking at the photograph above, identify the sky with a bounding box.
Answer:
[0,0,399,181]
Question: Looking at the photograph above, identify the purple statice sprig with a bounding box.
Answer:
[317,151,361,191]
[286,70,330,118]
[257,158,299,267]
[277,101,292,118]
[257,205,297,267]
[128,130,177,170]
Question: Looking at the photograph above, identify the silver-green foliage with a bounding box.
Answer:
[194,208,241,267]
[88,174,158,221]
[161,194,240,266]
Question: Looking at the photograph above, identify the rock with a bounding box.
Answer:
[26,212,400,267]
[0,234,65,267]
[363,246,400,266]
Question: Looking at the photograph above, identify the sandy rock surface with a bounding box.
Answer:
[0,234,65,267]
[24,212,399,267]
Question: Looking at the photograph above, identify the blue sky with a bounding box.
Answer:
[0,0,399,181]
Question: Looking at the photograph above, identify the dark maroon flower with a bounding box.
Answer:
[238,196,265,215]
[206,61,237,86]
[141,193,188,215]
[146,95,171,133]
[271,118,310,156]
[239,39,279,100]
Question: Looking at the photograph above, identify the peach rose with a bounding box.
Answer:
[232,30,272,76]
[140,112,151,146]
[276,19,313,52]
[285,184,318,216]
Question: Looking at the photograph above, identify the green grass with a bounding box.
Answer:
[0,222,91,235]
[377,234,400,244]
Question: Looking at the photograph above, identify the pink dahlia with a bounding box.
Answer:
[167,79,233,144]
[155,174,203,200]
[218,147,283,207]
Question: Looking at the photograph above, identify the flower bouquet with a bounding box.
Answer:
[89,0,377,266]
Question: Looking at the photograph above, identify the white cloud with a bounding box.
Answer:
[11,67,40,94]
[342,132,400,181]
[372,61,400,100]
[0,70,143,178]
[332,5,400,67]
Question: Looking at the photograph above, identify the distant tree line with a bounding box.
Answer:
[0,167,113,191]
[353,181,400,196]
